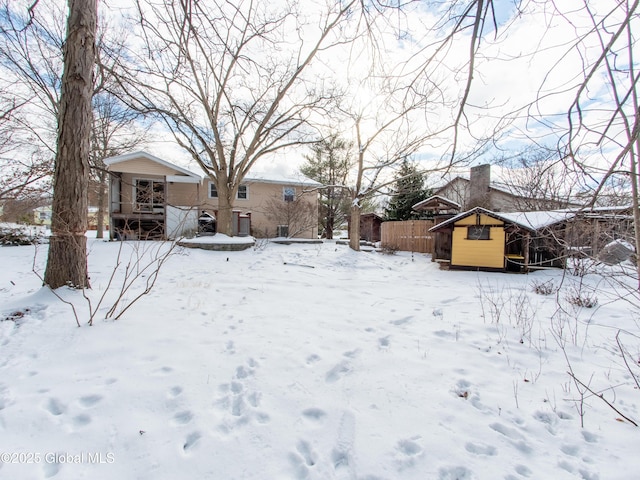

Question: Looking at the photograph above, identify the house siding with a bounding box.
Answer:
[169,182,200,207]
[108,158,183,176]
[199,180,318,238]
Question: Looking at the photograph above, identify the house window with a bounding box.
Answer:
[209,182,218,198]
[467,225,490,240]
[135,179,164,212]
[283,186,295,202]
[237,185,248,200]
[277,225,289,237]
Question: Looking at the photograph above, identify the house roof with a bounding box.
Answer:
[104,151,202,182]
[434,176,515,196]
[106,151,321,187]
[243,173,322,187]
[412,195,461,211]
[434,175,584,209]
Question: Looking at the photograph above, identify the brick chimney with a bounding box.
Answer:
[468,164,491,209]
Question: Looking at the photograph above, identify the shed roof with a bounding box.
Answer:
[412,195,461,212]
[429,207,573,233]
[429,205,632,233]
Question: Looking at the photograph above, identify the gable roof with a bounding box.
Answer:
[428,206,579,233]
[106,151,321,187]
[435,176,532,202]
[429,206,630,233]
[104,151,202,183]
[412,195,461,212]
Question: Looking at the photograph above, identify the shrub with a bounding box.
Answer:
[566,288,598,308]
[379,244,399,255]
[0,224,46,246]
[531,279,556,296]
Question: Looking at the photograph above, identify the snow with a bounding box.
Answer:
[1,237,639,479]
[179,234,255,245]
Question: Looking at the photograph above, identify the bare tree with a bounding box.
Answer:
[0,1,146,237]
[262,193,317,239]
[43,0,96,289]
[540,1,640,287]
[0,87,51,209]
[106,0,358,236]
[90,91,149,238]
[494,147,581,211]
[329,1,516,250]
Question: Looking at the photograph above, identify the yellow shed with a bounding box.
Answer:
[430,207,535,271]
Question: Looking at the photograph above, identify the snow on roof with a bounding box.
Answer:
[498,210,577,230]
[105,151,321,186]
[429,207,575,232]
[412,195,461,211]
[243,172,322,187]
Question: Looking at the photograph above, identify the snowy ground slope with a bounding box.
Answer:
[0,238,639,480]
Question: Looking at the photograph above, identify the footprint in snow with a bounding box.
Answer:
[78,394,103,408]
[72,414,91,428]
[305,354,321,365]
[152,366,173,376]
[489,422,533,454]
[465,441,497,456]
[394,437,424,470]
[325,360,352,383]
[172,410,194,425]
[214,360,268,432]
[45,397,66,416]
[390,316,413,326]
[168,386,183,398]
[42,461,61,478]
[438,465,473,479]
[302,407,327,424]
[182,431,201,452]
[295,440,317,466]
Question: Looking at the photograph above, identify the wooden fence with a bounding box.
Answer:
[380,220,435,253]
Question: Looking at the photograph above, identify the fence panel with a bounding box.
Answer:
[380,220,435,253]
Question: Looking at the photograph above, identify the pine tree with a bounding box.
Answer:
[384,159,430,221]
[300,134,353,239]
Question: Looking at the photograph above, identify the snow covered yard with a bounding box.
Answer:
[0,238,639,480]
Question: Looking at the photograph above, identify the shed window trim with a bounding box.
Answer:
[467,225,490,240]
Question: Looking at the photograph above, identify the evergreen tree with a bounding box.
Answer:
[384,159,430,221]
[300,134,353,239]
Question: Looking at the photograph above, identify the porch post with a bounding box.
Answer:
[524,231,530,272]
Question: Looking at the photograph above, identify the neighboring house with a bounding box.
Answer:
[33,205,52,225]
[105,151,319,240]
[434,164,579,213]
[429,206,633,272]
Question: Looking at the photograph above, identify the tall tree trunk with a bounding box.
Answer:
[216,188,234,236]
[349,201,361,251]
[44,0,96,289]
